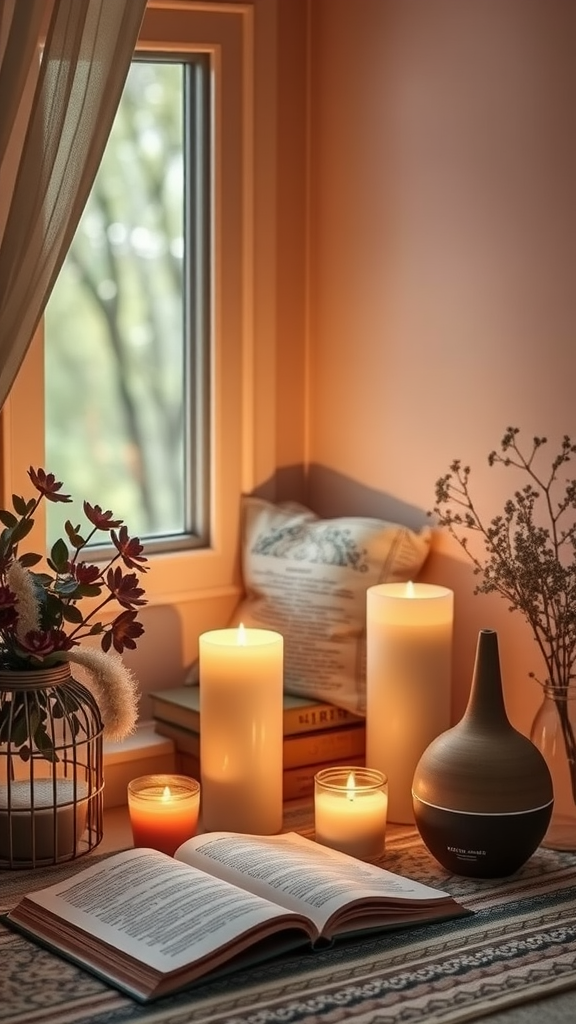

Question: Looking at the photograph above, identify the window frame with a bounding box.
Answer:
[0,1,255,612]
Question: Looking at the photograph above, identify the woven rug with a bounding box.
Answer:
[2,801,576,1024]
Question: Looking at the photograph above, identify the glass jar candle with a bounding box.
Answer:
[314,766,388,859]
[128,774,200,856]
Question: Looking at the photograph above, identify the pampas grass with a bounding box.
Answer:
[6,560,40,640]
[66,646,139,740]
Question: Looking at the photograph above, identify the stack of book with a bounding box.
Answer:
[150,686,366,801]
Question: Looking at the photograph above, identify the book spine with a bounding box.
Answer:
[150,698,199,734]
[156,720,366,770]
[151,699,362,738]
[282,726,365,769]
[283,704,362,736]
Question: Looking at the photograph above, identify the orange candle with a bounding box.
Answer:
[127,774,200,856]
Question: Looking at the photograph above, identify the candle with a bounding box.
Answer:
[0,779,88,864]
[366,582,453,824]
[314,766,388,859]
[199,625,283,834]
[127,775,200,856]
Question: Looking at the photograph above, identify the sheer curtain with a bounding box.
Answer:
[0,0,147,410]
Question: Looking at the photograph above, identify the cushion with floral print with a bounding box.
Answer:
[229,496,432,715]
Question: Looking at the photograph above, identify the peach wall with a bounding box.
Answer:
[307,0,576,730]
[248,0,309,503]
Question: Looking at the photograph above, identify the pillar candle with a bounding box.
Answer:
[199,625,283,834]
[366,582,453,824]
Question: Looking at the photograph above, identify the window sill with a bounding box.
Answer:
[103,723,176,809]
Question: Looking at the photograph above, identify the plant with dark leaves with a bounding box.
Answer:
[0,468,148,761]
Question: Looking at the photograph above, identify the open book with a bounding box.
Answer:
[5,831,469,1003]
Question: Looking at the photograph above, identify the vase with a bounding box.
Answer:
[412,629,554,877]
[0,663,104,868]
[530,683,576,851]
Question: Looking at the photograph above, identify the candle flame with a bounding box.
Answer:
[406,580,415,598]
[161,786,172,802]
[346,771,356,802]
[237,622,246,646]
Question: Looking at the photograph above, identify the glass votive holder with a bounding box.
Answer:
[127,774,200,857]
[314,766,388,860]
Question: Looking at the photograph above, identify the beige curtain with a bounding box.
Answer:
[0,0,147,410]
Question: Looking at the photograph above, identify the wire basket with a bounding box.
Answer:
[0,663,104,868]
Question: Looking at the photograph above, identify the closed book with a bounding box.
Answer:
[154,718,366,770]
[150,686,362,738]
[175,752,366,802]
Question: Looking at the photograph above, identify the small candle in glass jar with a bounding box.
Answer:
[314,766,388,859]
[127,774,200,856]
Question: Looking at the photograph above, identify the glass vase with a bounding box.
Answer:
[530,683,576,851]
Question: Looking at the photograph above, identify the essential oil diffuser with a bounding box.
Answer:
[412,629,553,877]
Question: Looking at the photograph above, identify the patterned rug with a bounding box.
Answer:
[2,802,576,1024]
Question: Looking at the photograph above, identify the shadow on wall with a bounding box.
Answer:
[251,464,308,506]
[306,464,431,532]
[252,463,430,534]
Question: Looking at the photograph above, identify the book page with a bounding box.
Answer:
[175,831,452,936]
[10,848,314,973]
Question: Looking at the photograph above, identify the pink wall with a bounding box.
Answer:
[307,0,576,729]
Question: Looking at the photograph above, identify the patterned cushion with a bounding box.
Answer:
[231,496,432,715]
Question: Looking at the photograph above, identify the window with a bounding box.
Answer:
[1,2,254,615]
[45,56,210,554]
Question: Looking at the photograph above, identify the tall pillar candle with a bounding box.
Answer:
[199,625,283,834]
[366,582,453,824]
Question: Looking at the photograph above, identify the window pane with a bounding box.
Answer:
[45,59,208,549]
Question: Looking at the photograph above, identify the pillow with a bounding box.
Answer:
[230,496,432,716]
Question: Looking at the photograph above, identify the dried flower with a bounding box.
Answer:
[431,428,576,805]
[431,428,576,691]
[6,560,40,641]
[0,467,148,750]
[67,647,139,741]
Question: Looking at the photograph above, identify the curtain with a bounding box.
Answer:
[0,0,147,411]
